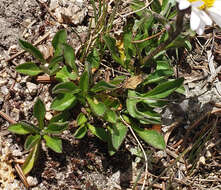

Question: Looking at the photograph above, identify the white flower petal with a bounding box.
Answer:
[199,11,212,26]
[190,9,201,31]
[208,4,221,27]
[178,0,191,10]
[196,22,206,35]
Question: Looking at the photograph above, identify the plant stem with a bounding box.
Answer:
[142,9,185,64]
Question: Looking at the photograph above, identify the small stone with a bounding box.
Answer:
[13,83,22,92]
[27,176,38,187]
[199,156,206,165]
[206,150,212,158]
[10,108,20,121]
[45,112,53,120]
[26,82,38,95]
[0,78,7,86]
[45,102,51,111]
[11,149,22,157]
[155,150,167,158]
[1,86,9,95]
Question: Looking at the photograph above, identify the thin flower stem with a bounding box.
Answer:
[120,115,148,190]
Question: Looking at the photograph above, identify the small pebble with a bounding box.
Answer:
[1,86,9,95]
[45,112,53,120]
[26,176,38,187]
[26,82,37,95]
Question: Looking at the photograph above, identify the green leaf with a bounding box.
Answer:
[56,66,78,82]
[52,29,67,56]
[63,44,78,73]
[49,111,70,124]
[110,75,127,85]
[51,93,77,111]
[87,48,100,69]
[74,125,87,139]
[86,96,106,117]
[52,82,80,94]
[76,113,87,126]
[104,109,118,123]
[49,55,64,65]
[18,39,45,63]
[143,78,184,99]
[103,35,125,67]
[33,98,45,129]
[79,71,89,96]
[132,124,166,149]
[142,69,173,85]
[151,0,162,13]
[44,122,68,134]
[8,122,40,135]
[166,36,191,50]
[87,123,108,142]
[43,135,62,153]
[8,123,32,135]
[126,90,161,124]
[90,81,117,93]
[22,143,40,175]
[24,134,41,150]
[16,62,43,76]
[107,122,128,156]
[48,55,63,75]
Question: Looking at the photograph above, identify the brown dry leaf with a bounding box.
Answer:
[123,74,143,89]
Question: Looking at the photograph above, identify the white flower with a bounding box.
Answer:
[176,0,221,35]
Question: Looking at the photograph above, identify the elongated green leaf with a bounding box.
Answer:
[76,113,87,126]
[43,135,62,153]
[44,122,68,134]
[110,75,126,85]
[56,66,78,82]
[19,39,45,63]
[132,124,166,149]
[52,29,67,56]
[8,123,32,135]
[8,122,40,135]
[90,81,117,93]
[49,55,63,65]
[103,35,124,67]
[63,44,78,73]
[126,90,161,124]
[86,96,106,117]
[143,78,184,99]
[52,82,80,94]
[51,93,76,111]
[79,71,89,96]
[24,134,41,150]
[33,98,45,129]
[142,70,173,85]
[107,122,128,156]
[22,143,39,175]
[16,62,43,76]
[87,123,108,142]
[74,125,87,139]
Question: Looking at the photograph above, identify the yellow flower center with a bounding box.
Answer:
[189,0,215,9]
